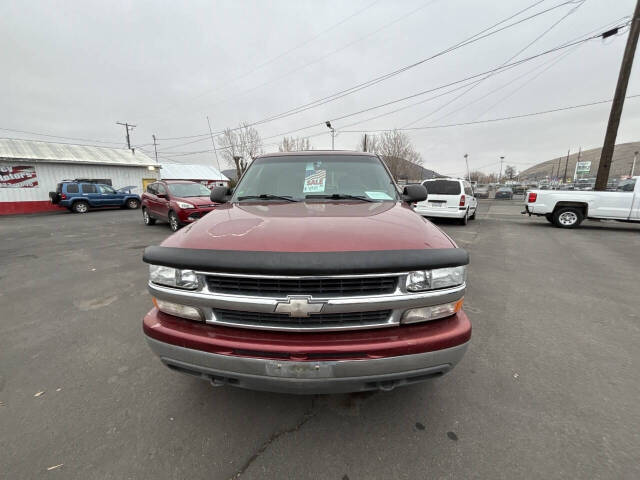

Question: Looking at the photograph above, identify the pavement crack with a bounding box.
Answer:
[231,396,318,479]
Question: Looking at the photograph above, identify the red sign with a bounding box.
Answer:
[0,165,38,188]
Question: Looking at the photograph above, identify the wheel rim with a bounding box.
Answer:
[559,211,577,225]
[129,200,137,208]
[143,210,149,224]
[77,203,87,213]
[170,215,178,231]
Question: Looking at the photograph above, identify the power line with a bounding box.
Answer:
[0,127,123,146]
[340,93,640,133]
[401,0,586,127]
[141,0,381,122]
[154,0,572,147]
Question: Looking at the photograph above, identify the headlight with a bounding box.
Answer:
[405,266,466,292]
[149,265,198,289]
[153,298,203,321]
[176,201,195,209]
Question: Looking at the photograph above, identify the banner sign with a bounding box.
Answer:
[303,162,326,193]
[575,161,591,174]
[0,165,39,188]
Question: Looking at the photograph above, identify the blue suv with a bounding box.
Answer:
[49,181,141,213]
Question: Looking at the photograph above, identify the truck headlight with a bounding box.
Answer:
[176,201,195,209]
[149,265,198,290]
[153,298,203,321]
[401,298,464,324]
[405,266,466,292]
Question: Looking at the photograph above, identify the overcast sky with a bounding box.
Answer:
[2,0,638,176]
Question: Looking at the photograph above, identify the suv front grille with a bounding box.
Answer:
[205,275,397,297]
[213,309,392,329]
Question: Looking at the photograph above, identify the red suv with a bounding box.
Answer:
[141,180,218,231]
[142,152,471,394]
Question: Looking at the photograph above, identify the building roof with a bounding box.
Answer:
[160,163,228,181]
[0,138,156,167]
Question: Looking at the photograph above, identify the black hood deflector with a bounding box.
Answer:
[143,246,469,275]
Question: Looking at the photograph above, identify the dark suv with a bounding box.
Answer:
[141,180,218,231]
[49,181,141,213]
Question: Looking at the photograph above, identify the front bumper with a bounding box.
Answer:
[177,207,215,223]
[143,308,471,394]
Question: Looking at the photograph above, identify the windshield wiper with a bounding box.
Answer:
[237,194,299,202]
[305,194,375,202]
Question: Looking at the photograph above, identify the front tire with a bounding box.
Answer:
[168,211,181,232]
[553,207,583,228]
[142,208,156,226]
[72,201,89,214]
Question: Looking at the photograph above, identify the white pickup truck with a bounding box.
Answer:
[523,177,640,228]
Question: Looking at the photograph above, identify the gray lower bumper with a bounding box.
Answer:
[145,336,469,394]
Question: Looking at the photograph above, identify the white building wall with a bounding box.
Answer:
[0,161,158,202]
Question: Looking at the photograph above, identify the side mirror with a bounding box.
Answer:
[402,184,427,203]
[210,186,231,203]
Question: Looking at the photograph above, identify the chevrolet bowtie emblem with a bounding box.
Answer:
[274,296,325,317]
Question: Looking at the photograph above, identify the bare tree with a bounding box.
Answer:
[217,122,263,179]
[373,130,422,180]
[278,136,312,152]
[504,165,517,180]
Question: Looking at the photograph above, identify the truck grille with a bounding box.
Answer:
[213,309,392,329]
[205,275,397,297]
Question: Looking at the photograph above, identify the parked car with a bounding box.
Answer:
[494,187,514,199]
[413,178,478,225]
[142,151,471,394]
[523,176,640,228]
[512,184,526,195]
[49,181,140,213]
[475,185,489,199]
[141,180,217,232]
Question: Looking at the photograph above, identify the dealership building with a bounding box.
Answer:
[0,138,159,215]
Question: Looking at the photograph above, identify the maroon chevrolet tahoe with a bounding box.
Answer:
[142,151,471,394]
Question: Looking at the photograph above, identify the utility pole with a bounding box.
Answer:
[595,0,640,190]
[464,153,470,181]
[573,147,582,181]
[498,156,504,183]
[363,133,368,152]
[206,116,222,173]
[152,134,159,164]
[562,149,570,184]
[116,122,135,150]
[631,150,638,176]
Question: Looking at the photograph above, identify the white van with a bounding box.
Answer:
[414,178,478,225]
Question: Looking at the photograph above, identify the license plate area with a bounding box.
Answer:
[429,201,446,208]
[265,360,334,378]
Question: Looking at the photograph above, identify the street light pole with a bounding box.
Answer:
[464,153,470,181]
[325,121,335,149]
[631,150,639,177]
[499,156,504,183]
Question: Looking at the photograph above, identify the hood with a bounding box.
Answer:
[173,196,217,207]
[161,201,456,252]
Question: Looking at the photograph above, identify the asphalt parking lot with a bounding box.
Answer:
[1,201,639,479]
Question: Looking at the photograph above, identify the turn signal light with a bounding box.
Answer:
[153,297,203,321]
[528,192,537,203]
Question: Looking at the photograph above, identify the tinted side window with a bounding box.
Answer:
[82,184,97,193]
[146,183,157,194]
[156,184,167,195]
[66,183,79,193]
[423,180,462,195]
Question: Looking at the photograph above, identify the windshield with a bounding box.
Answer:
[167,183,211,197]
[423,180,461,195]
[232,155,398,201]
